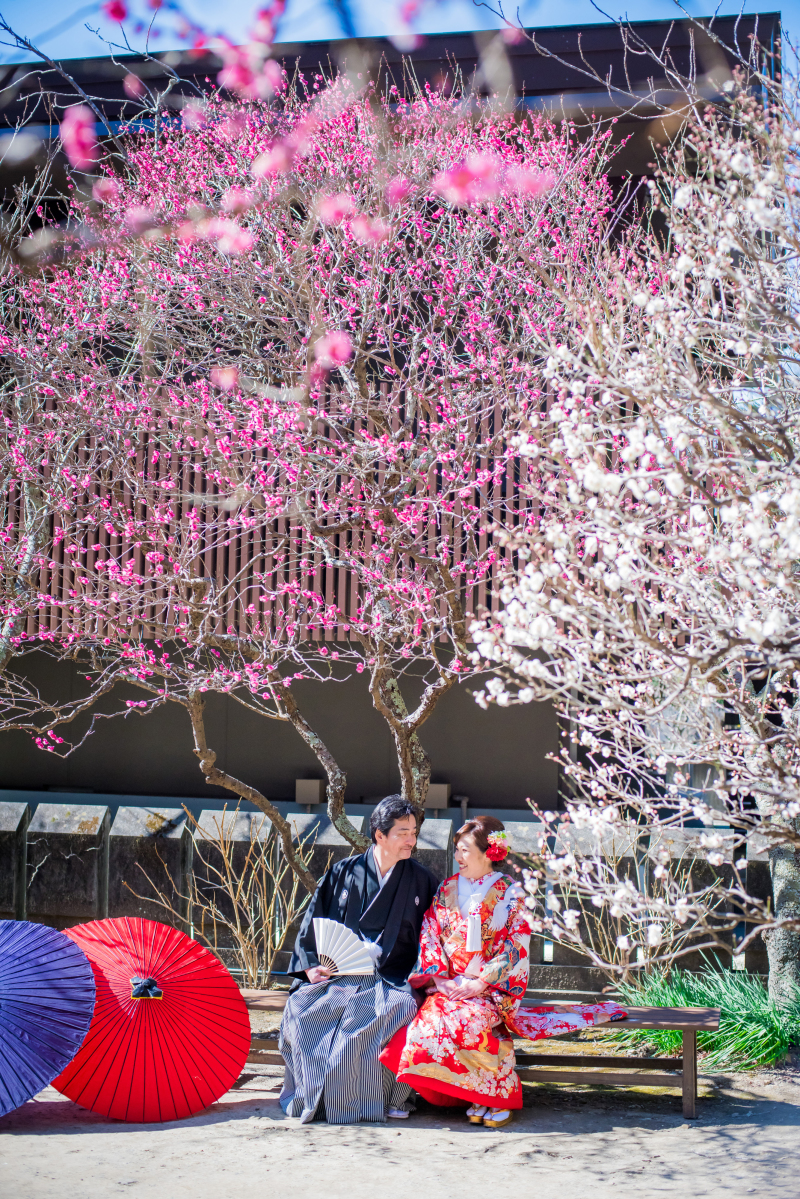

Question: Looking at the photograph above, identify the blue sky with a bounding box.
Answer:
[0,0,792,65]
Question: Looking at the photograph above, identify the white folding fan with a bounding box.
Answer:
[312,919,380,977]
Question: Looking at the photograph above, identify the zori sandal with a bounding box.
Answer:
[483,1109,512,1129]
[466,1105,488,1124]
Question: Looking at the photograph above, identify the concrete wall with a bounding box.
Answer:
[0,652,559,810]
[26,802,110,929]
[0,801,29,919]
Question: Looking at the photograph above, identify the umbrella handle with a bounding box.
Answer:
[130,976,163,999]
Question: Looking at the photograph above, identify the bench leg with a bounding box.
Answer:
[682,1030,697,1119]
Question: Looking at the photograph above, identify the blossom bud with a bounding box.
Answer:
[123,73,146,100]
[103,0,127,20]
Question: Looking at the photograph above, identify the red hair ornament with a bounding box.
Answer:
[485,831,510,862]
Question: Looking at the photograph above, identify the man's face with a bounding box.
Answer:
[374,814,417,865]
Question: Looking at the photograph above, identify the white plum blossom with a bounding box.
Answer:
[472,66,800,1002]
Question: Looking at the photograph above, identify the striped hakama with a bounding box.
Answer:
[279,974,417,1124]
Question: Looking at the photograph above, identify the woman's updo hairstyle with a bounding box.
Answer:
[454,814,505,853]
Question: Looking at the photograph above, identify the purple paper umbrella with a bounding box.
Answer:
[0,921,96,1118]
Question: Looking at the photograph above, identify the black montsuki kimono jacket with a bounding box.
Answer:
[288,850,439,989]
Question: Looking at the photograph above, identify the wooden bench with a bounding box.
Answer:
[241,991,720,1120]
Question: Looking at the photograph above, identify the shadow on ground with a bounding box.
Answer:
[2,1064,799,1199]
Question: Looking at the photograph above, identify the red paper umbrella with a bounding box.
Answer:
[52,918,250,1123]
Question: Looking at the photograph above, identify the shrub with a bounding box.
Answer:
[605,966,800,1071]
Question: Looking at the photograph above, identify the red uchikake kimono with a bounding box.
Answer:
[380,873,625,1109]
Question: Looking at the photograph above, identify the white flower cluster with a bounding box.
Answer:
[470,75,800,972]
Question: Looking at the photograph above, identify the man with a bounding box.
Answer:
[279,794,439,1125]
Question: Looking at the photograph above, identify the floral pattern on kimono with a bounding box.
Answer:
[508,1000,626,1040]
[380,873,532,1108]
[380,874,627,1108]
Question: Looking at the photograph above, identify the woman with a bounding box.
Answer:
[381,815,625,1128]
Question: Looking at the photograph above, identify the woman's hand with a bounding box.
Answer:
[306,965,333,985]
[448,976,488,1000]
[434,975,487,1000]
[433,976,460,998]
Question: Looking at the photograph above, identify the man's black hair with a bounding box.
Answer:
[369,794,417,843]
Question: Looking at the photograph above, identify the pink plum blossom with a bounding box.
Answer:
[123,73,146,100]
[102,0,127,20]
[251,10,276,43]
[217,45,284,101]
[432,154,501,205]
[386,176,412,206]
[314,331,353,370]
[505,166,555,197]
[317,193,355,224]
[351,215,390,245]
[60,106,98,171]
[92,177,119,204]
[220,113,247,141]
[217,50,255,97]
[182,104,208,131]
[211,367,239,391]
[124,205,155,234]
[206,218,254,254]
[286,116,319,156]
[252,143,293,177]
[221,187,255,215]
[251,0,285,42]
[5,81,616,904]
[260,60,284,95]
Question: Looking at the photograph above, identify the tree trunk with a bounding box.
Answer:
[369,664,432,816]
[185,692,318,895]
[278,685,368,851]
[764,825,800,1006]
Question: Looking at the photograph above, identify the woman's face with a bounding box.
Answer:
[454,831,492,880]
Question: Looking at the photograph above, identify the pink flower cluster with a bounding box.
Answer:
[218,51,283,102]
[433,154,555,206]
[216,2,286,101]
[60,106,98,171]
[2,77,613,768]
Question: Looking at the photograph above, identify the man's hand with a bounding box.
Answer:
[306,965,333,985]
[435,974,487,1001]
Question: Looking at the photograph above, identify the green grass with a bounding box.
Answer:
[601,966,800,1071]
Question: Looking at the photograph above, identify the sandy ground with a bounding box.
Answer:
[2,1055,799,1199]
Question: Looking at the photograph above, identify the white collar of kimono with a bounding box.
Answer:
[457,871,503,952]
[456,871,502,915]
[371,846,395,890]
